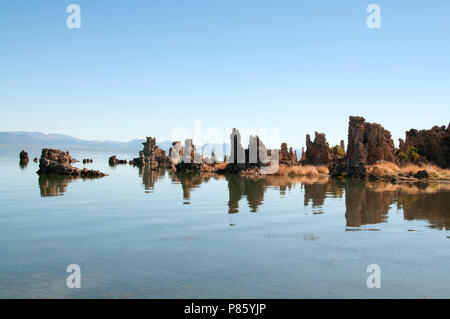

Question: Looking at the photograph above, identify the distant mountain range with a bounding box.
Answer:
[0,131,230,155]
[0,131,161,152]
[0,132,305,159]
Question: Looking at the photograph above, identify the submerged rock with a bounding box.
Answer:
[108,156,126,166]
[37,149,107,178]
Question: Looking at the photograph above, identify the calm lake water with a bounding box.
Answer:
[0,146,449,298]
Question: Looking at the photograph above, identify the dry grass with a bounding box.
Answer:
[213,162,228,170]
[317,165,329,174]
[275,164,329,177]
[367,161,450,180]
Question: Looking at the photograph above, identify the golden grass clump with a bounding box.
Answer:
[316,165,329,174]
[367,161,450,180]
[275,164,329,177]
[421,164,450,179]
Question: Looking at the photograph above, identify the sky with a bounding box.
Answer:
[1,0,449,149]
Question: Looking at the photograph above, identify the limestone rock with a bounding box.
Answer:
[220,129,272,174]
[168,141,183,166]
[108,156,127,166]
[132,137,167,169]
[229,128,246,168]
[279,143,298,165]
[413,170,430,179]
[303,132,333,165]
[19,150,29,165]
[37,149,107,178]
[399,123,450,168]
[248,135,270,165]
[330,116,396,177]
[175,139,211,172]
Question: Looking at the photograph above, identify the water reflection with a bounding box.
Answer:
[38,175,76,197]
[169,171,224,203]
[39,168,450,230]
[226,175,265,213]
[139,166,165,193]
[400,192,449,230]
[344,180,395,227]
[143,169,450,229]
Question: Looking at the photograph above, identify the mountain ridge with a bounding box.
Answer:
[0,131,231,154]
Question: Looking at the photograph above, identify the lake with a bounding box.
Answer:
[0,146,449,298]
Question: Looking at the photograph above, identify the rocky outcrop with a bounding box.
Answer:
[19,150,29,165]
[108,156,127,166]
[248,135,270,166]
[168,141,183,166]
[398,124,450,168]
[175,139,213,172]
[227,128,246,172]
[132,137,167,169]
[37,149,107,177]
[219,129,272,174]
[204,151,219,165]
[330,116,397,177]
[279,143,298,165]
[302,132,333,165]
[362,119,397,164]
[210,152,219,164]
[413,170,429,179]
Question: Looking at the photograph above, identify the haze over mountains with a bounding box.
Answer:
[0,131,231,155]
[0,131,168,152]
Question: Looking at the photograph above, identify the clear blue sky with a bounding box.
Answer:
[1,0,449,148]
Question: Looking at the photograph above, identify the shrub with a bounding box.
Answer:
[331,145,345,157]
[398,146,420,162]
